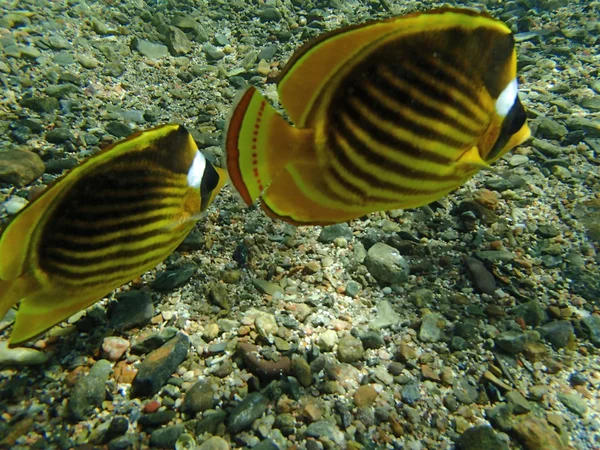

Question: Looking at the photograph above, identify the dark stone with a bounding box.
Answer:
[193,410,227,435]
[226,392,268,433]
[68,360,111,421]
[151,264,196,292]
[108,290,155,332]
[182,380,214,414]
[138,410,177,428]
[0,150,45,187]
[458,425,509,450]
[149,424,184,448]
[105,121,133,138]
[495,331,528,354]
[20,96,60,113]
[132,333,190,397]
[45,127,74,144]
[318,223,353,243]
[105,416,129,441]
[537,320,574,348]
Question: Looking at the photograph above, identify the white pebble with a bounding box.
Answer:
[3,196,28,215]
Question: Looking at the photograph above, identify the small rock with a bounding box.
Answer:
[458,425,508,450]
[464,256,496,294]
[131,328,178,354]
[109,291,155,332]
[401,383,421,405]
[581,315,600,347]
[167,26,192,55]
[20,96,60,113]
[495,331,528,354]
[102,336,130,361]
[337,335,364,363]
[182,380,214,414]
[0,150,45,187]
[304,421,345,446]
[45,127,75,143]
[317,330,338,352]
[354,385,378,407]
[226,392,268,433]
[454,376,478,404]
[364,243,410,284]
[149,424,184,448]
[291,355,312,387]
[511,301,547,327]
[371,300,401,330]
[359,330,384,349]
[512,414,565,450]
[254,312,278,340]
[132,333,190,397]
[537,320,573,348]
[0,341,49,365]
[536,118,568,140]
[486,402,513,432]
[557,392,587,417]
[318,223,353,243]
[505,390,531,414]
[199,436,230,450]
[252,279,284,295]
[260,6,282,22]
[132,38,169,59]
[419,313,444,343]
[152,264,196,292]
[68,360,111,421]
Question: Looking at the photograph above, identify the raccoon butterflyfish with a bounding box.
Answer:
[0,124,228,346]
[225,8,531,226]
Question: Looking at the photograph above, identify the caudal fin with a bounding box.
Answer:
[224,86,312,207]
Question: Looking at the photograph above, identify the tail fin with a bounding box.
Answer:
[0,279,20,324]
[224,86,310,207]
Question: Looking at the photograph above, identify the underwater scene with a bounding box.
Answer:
[0,0,599,448]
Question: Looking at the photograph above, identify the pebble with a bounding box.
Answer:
[464,256,496,295]
[536,118,568,140]
[304,420,345,446]
[401,383,421,405]
[453,376,478,404]
[486,402,514,432]
[512,414,565,450]
[0,341,49,365]
[132,38,169,59]
[495,330,528,354]
[359,330,384,349]
[353,385,378,407]
[68,360,111,421]
[108,290,155,332]
[457,425,509,450]
[167,26,192,55]
[317,330,338,351]
[20,96,60,113]
[371,300,401,330]
[101,336,130,361]
[511,301,547,327]
[364,242,410,284]
[0,150,45,187]
[150,424,185,448]
[291,355,312,387]
[509,154,529,166]
[152,264,196,292]
[198,436,230,450]
[318,223,353,243]
[557,392,587,417]
[337,335,364,363]
[227,392,268,433]
[182,380,214,414]
[419,313,444,343]
[252,279,284,295]
[537,320,573,348]
[45,127,75,143]
[131,333,190,397]
[581,315,600,346]
[138,410,176,428]
[131,327,178,354]
[505,391,531,414]
[254,311,278,340]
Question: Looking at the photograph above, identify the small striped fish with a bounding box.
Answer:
[0,124,227,346]
[225,8,531,225]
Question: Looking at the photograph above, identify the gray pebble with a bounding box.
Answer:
[365,242,409,284]
[68,360,111,421]
[464,256,496,295]
[457,425,508,450]
[537,320,573,348]
[557,392,587,417]
[227,392,268,433]
[505,391,531,414]
[132,38,169,59]
[109,290,155,332]
[582,315,600,347]
[149,424,184,448]
[453,376,478,404]
[318,223,353,243]
[337,335,364,363]
[419,313,444,343]
[495,330,528,354]
[182,380,214,414]
[152,264,196,292]
[304,420,345,446]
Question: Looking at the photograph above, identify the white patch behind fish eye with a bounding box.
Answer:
[495,78,518,117]
[187,151,206,188]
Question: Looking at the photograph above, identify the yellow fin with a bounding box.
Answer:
[0,279,19,323]
[225,87,313,207]
[9,287,101,346]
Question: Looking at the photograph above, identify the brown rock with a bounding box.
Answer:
[421,364,441,382]
[237,342,291,379]
[353,385,378,407]
[113,360,137,384]
[0,150,45,187]
[512,414,566,450]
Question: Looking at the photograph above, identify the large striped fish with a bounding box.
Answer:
[225,8,531,225]
[0,124,227,346]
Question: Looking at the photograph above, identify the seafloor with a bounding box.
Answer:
[0,0,599,449]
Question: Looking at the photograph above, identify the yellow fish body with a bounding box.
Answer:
[0,124,227,346]
[225,8,531,225]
